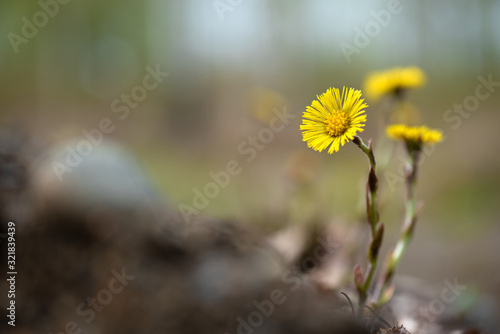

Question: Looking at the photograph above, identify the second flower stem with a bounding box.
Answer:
[376,146,421,305]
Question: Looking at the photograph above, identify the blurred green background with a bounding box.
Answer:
[1,0,499,304]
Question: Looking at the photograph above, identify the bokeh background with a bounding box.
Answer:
[1,0,500,323]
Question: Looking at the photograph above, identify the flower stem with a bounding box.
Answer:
[352,136,383,316]
[353,136,377,172]
[376,146,421,305]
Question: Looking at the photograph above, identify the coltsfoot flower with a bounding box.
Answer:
[386,124,443,145]
[301,87,368,154]
[365,66,426,100]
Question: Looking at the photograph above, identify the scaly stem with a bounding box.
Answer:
[352,136,383,316]
[376,146,420,305]
[393,148,419,265]
[353,136,377,171]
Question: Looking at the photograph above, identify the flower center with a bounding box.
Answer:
[326,110,348,137]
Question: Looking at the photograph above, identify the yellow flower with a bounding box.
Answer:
[301,87,368,154]
[365,66,426,100]
[386,124,443,145]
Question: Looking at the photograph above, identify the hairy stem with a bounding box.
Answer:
[352,136,382,316]
[376,146,421,305]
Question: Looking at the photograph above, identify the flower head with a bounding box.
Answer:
[301,87,368,154]
[365,66,426,100]
[386,124,443,146]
